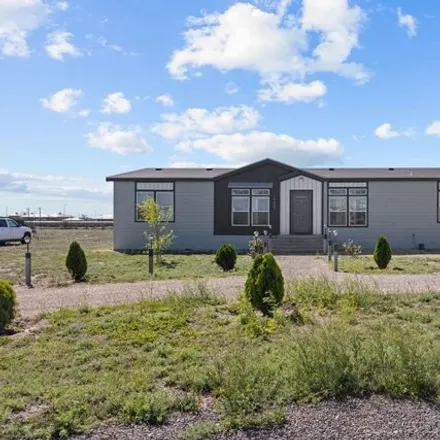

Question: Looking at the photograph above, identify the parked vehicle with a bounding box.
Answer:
[0,218,32,245]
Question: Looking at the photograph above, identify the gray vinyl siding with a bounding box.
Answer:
[113,181,250,251]
[328,181,440,250]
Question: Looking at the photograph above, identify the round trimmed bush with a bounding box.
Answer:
[215,244,237,272]
[0,280,16,333]
[374,236,392,269]
[245,253,284,316]
[66,241,88,282]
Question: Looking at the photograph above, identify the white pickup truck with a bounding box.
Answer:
[0,218,32,245]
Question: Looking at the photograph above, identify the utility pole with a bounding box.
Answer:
[38,207,42,226]
[27,207,30,218]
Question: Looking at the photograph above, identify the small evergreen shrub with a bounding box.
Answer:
[245,253,284,316]
[215,244,237,272]
[66,241,88,282]
[0,280,16,333]
[374,236,392,269]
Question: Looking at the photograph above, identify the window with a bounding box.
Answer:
[232,197,250,226]
[0,219,7,227]
[329,196,347,227]
[231,187,271,227]
[328,183,368,227]
[6,219,19,227]
[252,197,270,226]
[135,183,174,222]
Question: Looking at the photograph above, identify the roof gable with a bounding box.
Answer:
[213,158,301,181]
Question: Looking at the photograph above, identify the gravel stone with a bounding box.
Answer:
[14,256,440,317]
[71,396,440,440]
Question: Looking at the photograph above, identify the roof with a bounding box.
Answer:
[307,168,440,180]
[106,161,440,182]
[106,167,233,181]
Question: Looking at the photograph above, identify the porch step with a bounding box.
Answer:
[270,235,324,255]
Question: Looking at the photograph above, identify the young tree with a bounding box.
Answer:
[140,198,175,263]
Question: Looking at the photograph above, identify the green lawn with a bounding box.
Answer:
[2,279,440,439]
[0,229,251,287]
[338,255,440,274]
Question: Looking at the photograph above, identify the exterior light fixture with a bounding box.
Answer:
[254,231,259,238]
[263,230,268,236]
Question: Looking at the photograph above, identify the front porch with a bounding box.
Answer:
[270,235,324,255]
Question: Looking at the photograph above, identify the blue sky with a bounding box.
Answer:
[1,0,440,216]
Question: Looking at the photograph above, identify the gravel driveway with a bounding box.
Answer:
[14,255,440,317]
[71,396,440,440]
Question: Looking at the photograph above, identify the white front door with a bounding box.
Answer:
[6,219,22,240]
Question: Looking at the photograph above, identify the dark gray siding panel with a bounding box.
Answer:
[214,163,300,235]
[329,181,440,250]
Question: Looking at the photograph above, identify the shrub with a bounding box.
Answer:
[0,280,16,333]
[374,236,392,269]
[245,253,284,316]
[66,241,88,282]
[248,237,264,259]
[215,244,237,272]
[342,239,363,258]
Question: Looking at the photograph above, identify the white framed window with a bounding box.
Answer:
[232,189,250,196]
[329,196,347,227]
[329,188,347,196]
[232,196,250,226]
[252,197,270,226]
[252,189,270,196]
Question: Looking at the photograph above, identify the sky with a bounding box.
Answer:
[1,0,440,216]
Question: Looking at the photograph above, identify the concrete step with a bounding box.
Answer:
[270,235,324,255]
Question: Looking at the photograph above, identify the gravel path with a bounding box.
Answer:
[14,256,440,317]
[71,396,440,440]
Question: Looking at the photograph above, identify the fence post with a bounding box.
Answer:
[327,240,332,262]
[333,250,339,272]
[148,248,154,274]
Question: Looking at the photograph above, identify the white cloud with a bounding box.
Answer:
[152,105,260,139]
[78,109,90,118]
[98,37,123,52]
[258,79,327,103]
[45,31,82,61]
[0,0,51,57]
[87,122,151,155]
[0,169,111,202]
[176,131,343,166]
[101,92,131,114]
[156,94,175,107]
[397,8,417,37]
[425,121,440,137]
[167,1,368,85]
[40,88,83,113]
[225,82,240,95]
[375,122,415,140]
[55,2,69,11]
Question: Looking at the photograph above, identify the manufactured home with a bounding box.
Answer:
[106,158,440,253]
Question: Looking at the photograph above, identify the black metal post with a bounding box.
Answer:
[328,239,332,262]
[148,248,154,274]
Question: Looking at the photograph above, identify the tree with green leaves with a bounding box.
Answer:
[0,280,16,333]
[140,198,175,263]
[374,236,392,269]
[245,253,284,317]
[66,241,88,282]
